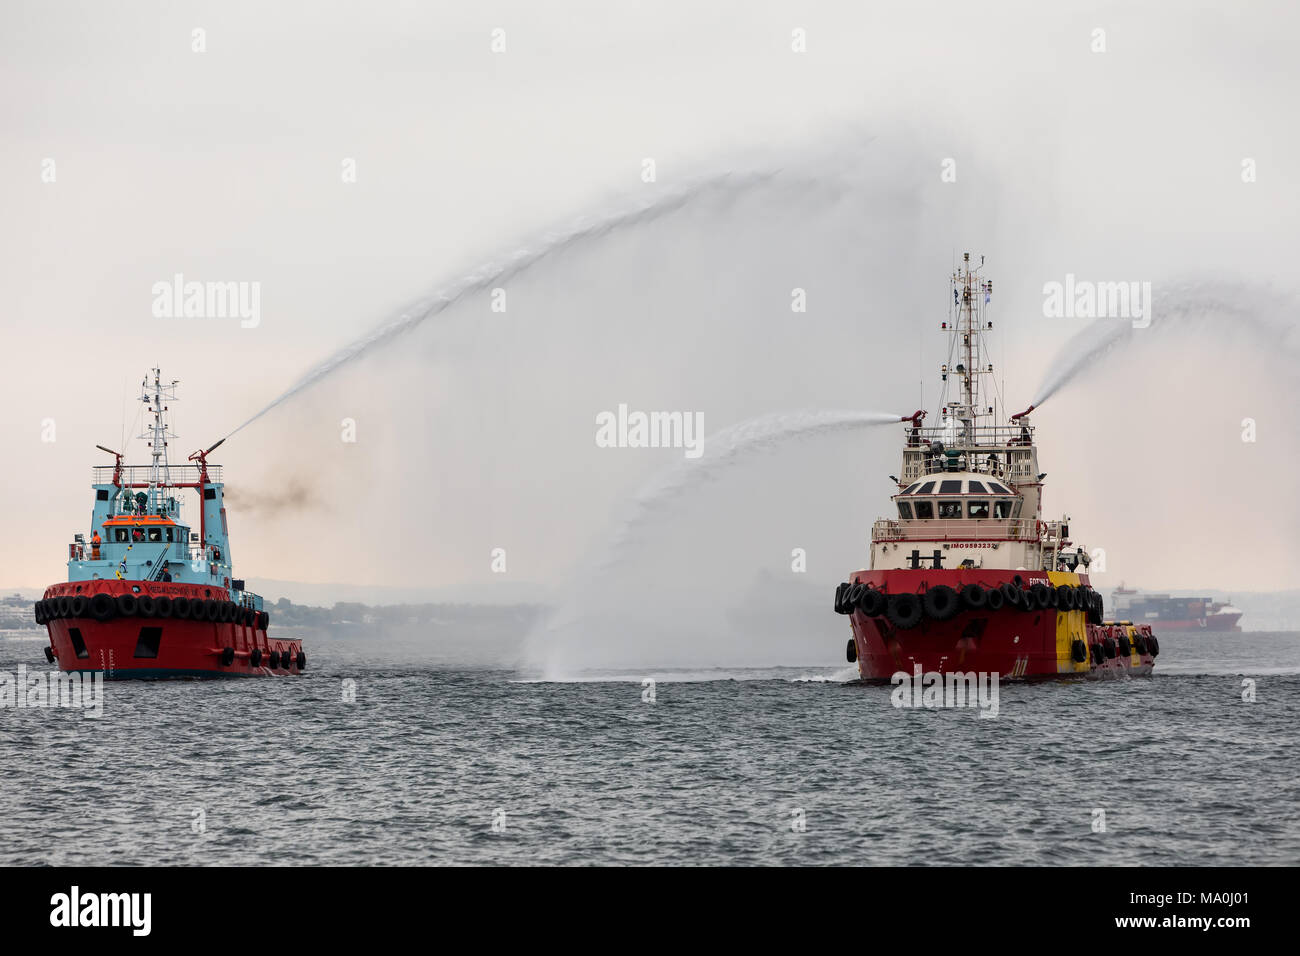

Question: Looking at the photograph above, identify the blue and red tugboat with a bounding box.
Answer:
[34,370,304,678]
[835,255,1158,679]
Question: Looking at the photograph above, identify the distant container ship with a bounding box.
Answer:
[1111,585,1243,632]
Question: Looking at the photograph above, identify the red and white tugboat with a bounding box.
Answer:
[834,254,1158,679]
[33,370,304,678]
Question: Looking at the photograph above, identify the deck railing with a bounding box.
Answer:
[872,517,1039,541]
[92,464,222,486]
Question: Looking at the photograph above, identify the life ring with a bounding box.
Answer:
[923,585,961,621]
[845,638,857,663]
[857,588,886,617]
[90,593,114,621]
[116,593,138,617]
[960,584,987,610]
[886,592,924,630]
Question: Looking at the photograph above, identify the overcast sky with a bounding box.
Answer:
[2,0,1297,600]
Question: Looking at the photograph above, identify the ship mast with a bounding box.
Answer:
[944,252,995,444]
[138,369,178,515]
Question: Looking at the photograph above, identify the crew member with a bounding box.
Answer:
[91,530,102,560]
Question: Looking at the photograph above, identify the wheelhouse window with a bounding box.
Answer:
[938,500,962,519]
[967,500,990,519]
[147,528,162,542]
[903,483,920,495]
[993,499,1014,518]
[897,501,913,519]
[165,528,174,542]
[988,482,1012,495]
[916,481,935,495]
[113,528,128,542]
[914,500,934,519]
[939,480,962,494]
[967,480,987,493]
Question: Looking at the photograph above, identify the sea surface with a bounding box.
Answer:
[1,630,1297,866]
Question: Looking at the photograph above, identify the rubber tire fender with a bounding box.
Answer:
[89,593,114,621]
[204,599,221,622]
[1030,582,1052,610]
[1056,585,1075,610]
[295,651,306,670]
[116,593,138,617]
[1070,639,1087,663]
[57,595,72,618]
[1000,583,1022,609]
[220,646,235,667]
[845,638,857,664]
[984,587,1005,611]
[923,585,961,621]
[960,584,987,610]
[249,647,263,667]
[137,595,156,617]
[857,588,886,617]
[172,596,191,619]
[154,595,173,618]
[886,592,924,630]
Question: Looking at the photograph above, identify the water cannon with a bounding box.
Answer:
[96,444,125,486]
[188,438,226,485]
[902,410,927,427]
[1009,404,1035,421]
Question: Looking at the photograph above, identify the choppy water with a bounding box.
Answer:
[1,631,1297,865]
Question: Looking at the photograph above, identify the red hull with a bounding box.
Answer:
[39,580,302,678]
[844,569,1156,680]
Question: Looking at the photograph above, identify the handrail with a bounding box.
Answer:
[872,517,1039,541]
[92,464,223,485]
